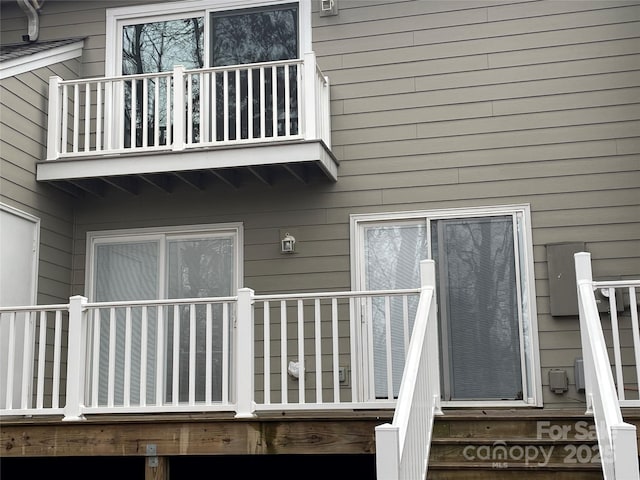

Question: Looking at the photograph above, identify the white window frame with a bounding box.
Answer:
[105,0,312,76]
[85,223,243,300]
[350,204,543,407]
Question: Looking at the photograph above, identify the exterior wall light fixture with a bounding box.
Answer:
[281,233,296,253]
[320,0,338,17]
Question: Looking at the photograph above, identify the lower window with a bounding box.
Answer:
[87,224,242,405]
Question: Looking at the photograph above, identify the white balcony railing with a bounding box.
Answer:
[375,260,441,480]
[46,52,330,161]
[0,286,423,420]
[574,252,640,480]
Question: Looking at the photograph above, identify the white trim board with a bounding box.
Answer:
[0,40,84,80]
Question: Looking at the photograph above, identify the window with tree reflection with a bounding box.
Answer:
[120,4,299,148]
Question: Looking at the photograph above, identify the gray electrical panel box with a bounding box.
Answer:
[547,242,585,316]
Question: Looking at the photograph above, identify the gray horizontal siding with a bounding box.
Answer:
[2,0,636,407]
[0,60,78,304]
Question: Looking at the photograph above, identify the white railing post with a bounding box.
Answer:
[303,52,317,140]
[235,288,256,418]
[375,424,400,480]
[575,252,595,414]
[421,259,442,416]
[63,295,87,421]
[47,76,62,160]
[612,424,640,480]
[172,65,185,151]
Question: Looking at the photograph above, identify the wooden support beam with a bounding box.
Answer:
[48,181,84,198]
[103,176,140,195]
[173,171,206,190]
[0,417,388,458]
[210,169,241,189]
[283,163,309,184]
[247,165,273,186]
[145,456,168,480]
[69,178,106,197]
[139,174,173,194]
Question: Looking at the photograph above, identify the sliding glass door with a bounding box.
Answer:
[354,207,539,405]
[90,227,239,405]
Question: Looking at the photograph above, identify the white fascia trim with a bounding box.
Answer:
[37,141,337,181]
[0,40,84,80]
[105,0,311,76]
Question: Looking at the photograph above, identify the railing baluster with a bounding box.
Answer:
[108,308,116,408]
[91,309,101,407]
[61,84,68,154]
[314,298,322,403]
[84,83,91,152]
[331,298,340,403]
[281,300,288,404]
[349,296,358,403]
[130,79,137,148]
[72,84,79,152]
[96,81,102,152]
[36,311,47,409]
[124,307,132,407]
[235,68,241,140]
[156,305,165,406]
[140,306,148,406]
[187,73,194,145]
[21,311,35,409]
[165,76,172,146]
[199,71,206,143]
[260,67,266,139]
[172,305,180,405]
[52,310,62,409]
[609,287,625,400]
[366,297,375,400]
[264,300,271,404]
[271,66,277,137]
[222,302,230,404]
[211,72,217,143]
[247,68,254,140]
[384,296,394,400]
[189,304,196,405]
[153,78,160,146]
[104,80,112,150]
[118,79,125,149]
[205,303,212,404]
[402,295,410,353]
[297,299,305,403]
[223,71,229,141]
[5,312,16,409]
[142,78,149,148]
[284,64,290,136]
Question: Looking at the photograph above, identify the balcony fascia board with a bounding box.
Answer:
[37,140,338,183]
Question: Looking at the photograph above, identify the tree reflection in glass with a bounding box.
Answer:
[211,6,298,140]
[122,17,204,147]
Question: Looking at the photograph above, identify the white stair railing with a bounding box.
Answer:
[575,252,640,480]
[375,259,442,480]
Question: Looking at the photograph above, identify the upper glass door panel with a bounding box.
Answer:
[211,5,298,66]
[122,17,205,74]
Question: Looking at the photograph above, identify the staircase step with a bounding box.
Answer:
[430,437,600,464]
[427,462,602,480]
[428,410,603,479]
